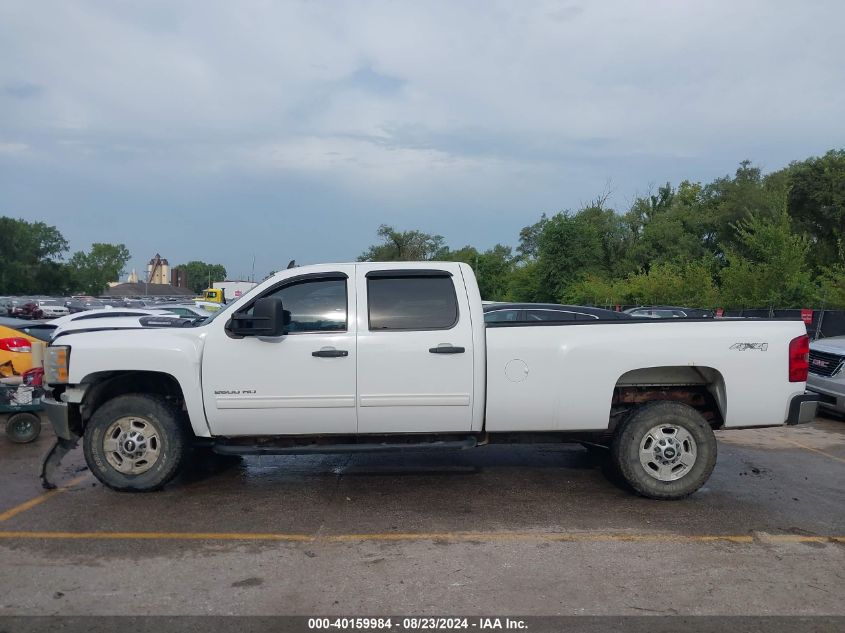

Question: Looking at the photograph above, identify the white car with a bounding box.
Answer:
[36,299,70,319]
[157,304,214,320]
[42,262,817,498]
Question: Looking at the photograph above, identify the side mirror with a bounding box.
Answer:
[228,297,290,337]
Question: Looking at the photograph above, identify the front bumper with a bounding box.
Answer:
[42,396,76,440]
[806,372,845,413]
[40,399,80,490]
[786,393,820,425]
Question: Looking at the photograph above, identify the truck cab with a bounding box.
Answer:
[200,263,485,436]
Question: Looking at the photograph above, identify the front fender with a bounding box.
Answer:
[61,328,211,437]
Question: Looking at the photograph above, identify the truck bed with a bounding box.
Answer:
[484,318,807,431]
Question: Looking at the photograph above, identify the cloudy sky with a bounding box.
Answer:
[1,1,843,280]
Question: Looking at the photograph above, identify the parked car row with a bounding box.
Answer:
[482,303,716,324]
[484,303,631,323]
[0,301,213,378]
[1,295,209,320]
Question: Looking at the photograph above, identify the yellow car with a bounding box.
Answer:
[0,319,55,377]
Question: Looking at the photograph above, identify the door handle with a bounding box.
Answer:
[429,345,465,354]
[312,349,349,358]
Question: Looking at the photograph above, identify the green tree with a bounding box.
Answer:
[446,244,515,300]
[720,210,816,308]
[578,204,633,277]
[703,160,781,252]
[0,217,70,294]
[624,181,715,271]
[516,214,549,261]
[506,261,544,302]
[68,243,131,296]
[358,225,447,261]
[175,261,228,294]
[623,260,719,307]
[816,266,845,310]
[783,149,845,270]
[564,274,624,307]
[514,199,637,302]
[565,261,719,308]
[533,210,607,301]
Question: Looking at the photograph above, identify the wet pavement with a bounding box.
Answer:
[0,416,843,615]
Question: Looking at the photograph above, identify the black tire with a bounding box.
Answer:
[5,412,42,444]
[83,394,189,492]
[610,401,717,500]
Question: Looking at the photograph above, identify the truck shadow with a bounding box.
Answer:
[173,444,630,493]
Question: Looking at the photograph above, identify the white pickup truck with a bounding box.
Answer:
[41,262,818,499]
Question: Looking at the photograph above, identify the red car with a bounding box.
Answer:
[10,302,44,320]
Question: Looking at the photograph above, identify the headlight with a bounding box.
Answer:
[45,345,70,385]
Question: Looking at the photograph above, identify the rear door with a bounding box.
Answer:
[355,265,475,434]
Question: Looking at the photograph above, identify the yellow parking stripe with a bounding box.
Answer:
[779,437,845,464]
[0,474,90,523]
[0,530,841,544]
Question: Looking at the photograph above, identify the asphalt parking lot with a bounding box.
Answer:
[1,417,843,616]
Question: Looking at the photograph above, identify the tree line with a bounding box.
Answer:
[359,149,845,309]
[4,148,842,305]
[0,218,226,296]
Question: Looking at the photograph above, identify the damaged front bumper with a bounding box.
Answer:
[43,396,75,440]
[40,395,80,489]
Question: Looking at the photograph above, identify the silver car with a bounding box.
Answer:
[806,336,845,415]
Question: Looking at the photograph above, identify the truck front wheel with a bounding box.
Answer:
[611,401,717,500]
[83,394,188,492]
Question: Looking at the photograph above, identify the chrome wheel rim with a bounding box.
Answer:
[639,424,697,481]
[103,416,161,475]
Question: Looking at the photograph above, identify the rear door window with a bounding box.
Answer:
[368,275,458,331]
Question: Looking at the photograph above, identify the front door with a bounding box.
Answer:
[201,267,357,436]
[355,266,475,434]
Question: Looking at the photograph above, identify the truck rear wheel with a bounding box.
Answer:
[83,394,188,492]
[611,401,717,500]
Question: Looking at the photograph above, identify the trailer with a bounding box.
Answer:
[1,369,44,443]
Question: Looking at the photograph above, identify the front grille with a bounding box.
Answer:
[808,349,845,377]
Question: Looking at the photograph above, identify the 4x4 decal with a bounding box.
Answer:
[730,342,768,351]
